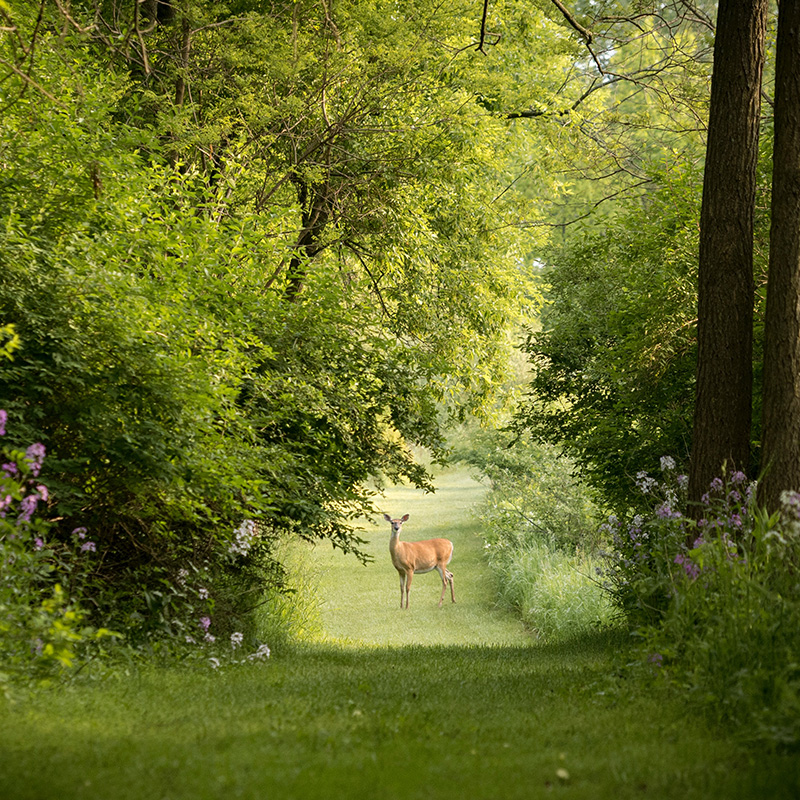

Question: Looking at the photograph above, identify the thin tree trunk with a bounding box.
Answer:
[688,0,767,509]
[759,0,800,512]
[175,15,191,107]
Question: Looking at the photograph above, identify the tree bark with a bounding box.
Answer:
[759,0,800,512]
[688,0,767,508]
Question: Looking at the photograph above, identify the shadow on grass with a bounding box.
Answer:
[1,628,798,800]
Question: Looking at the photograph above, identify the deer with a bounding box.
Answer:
[383,513,455,609]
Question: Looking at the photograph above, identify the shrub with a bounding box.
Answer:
[457,426,612,640]
[605,460,800,747]
[0,411,117,694]
[456,427,602,554]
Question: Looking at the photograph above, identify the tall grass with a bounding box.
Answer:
[250,536,324,652]
[454,427,613,640]
[489,541,614,639]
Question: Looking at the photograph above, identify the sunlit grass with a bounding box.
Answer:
[490,542,615,640]
[2,635,798,800]
[308,468,530,647]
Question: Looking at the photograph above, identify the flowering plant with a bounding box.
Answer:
[600,459,756,624]
[0,410,116,693]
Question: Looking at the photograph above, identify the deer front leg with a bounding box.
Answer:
[404,570,413,609]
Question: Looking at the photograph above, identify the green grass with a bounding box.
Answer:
[0,468,798,799]
[310,469,529,646]
[489,542,614,641]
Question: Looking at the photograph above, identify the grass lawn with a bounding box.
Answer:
[1,468,798,799]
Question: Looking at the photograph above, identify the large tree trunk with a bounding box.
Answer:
[759,0,800,512]
[688,0,767,509]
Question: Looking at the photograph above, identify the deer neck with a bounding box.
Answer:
[389,528,404,559]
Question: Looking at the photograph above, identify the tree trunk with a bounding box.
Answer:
[759,0,800,512]
[688,0,767,508]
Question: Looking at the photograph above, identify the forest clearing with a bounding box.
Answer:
[3,3,800,798]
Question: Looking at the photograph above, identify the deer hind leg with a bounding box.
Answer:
[436,565,450,607]
[446,569,455,603]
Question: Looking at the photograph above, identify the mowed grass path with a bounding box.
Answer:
[1,469,798,799]
[310,469,529,646]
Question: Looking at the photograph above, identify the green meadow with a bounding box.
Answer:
[1,470,797,800]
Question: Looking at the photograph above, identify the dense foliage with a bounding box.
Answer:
[0,0,570,651]
[453,425,610,640]
[517,149,772,512]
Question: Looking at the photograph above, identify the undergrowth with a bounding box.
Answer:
[603,460,800,749]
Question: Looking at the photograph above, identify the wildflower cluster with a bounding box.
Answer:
[230,519,259,556]
[599,459,756,624]
[0,410,115,691]
[201,624,271,671]
[615,465,800,747]
[173,566,271,669]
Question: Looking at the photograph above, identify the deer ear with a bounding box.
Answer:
[383,513,392,521]
[401,514,410,522]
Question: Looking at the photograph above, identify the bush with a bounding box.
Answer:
[456,427,602,554]
[456,426,612,640]
[0,410,117,694]
[605,460,800,747]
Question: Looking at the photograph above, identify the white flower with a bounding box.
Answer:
[229,520,258,556]
[230,632,244,649]
[209,657,221,669]
[247,644,271,661]
[660,456,676,472]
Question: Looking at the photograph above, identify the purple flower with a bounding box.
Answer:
[34,537,44,550]
[648,653,664,666]
[656,502,682,520]
[674,553,700,581]
[731,471,747,484]
[80,540,96,552]
[35,484,48,502]
[2,462,18,478]
[17,493,38,524]
[710,477,723,493]
[200,616,211,631]
[24,443,45,477]
[72,527,87,539]
[0,409,6,436]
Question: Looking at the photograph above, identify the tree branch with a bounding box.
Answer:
[549,0,593,44]
[476,0,500,54]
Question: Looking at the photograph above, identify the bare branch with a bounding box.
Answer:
[476,0,500,54]
[549,0,593,44]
